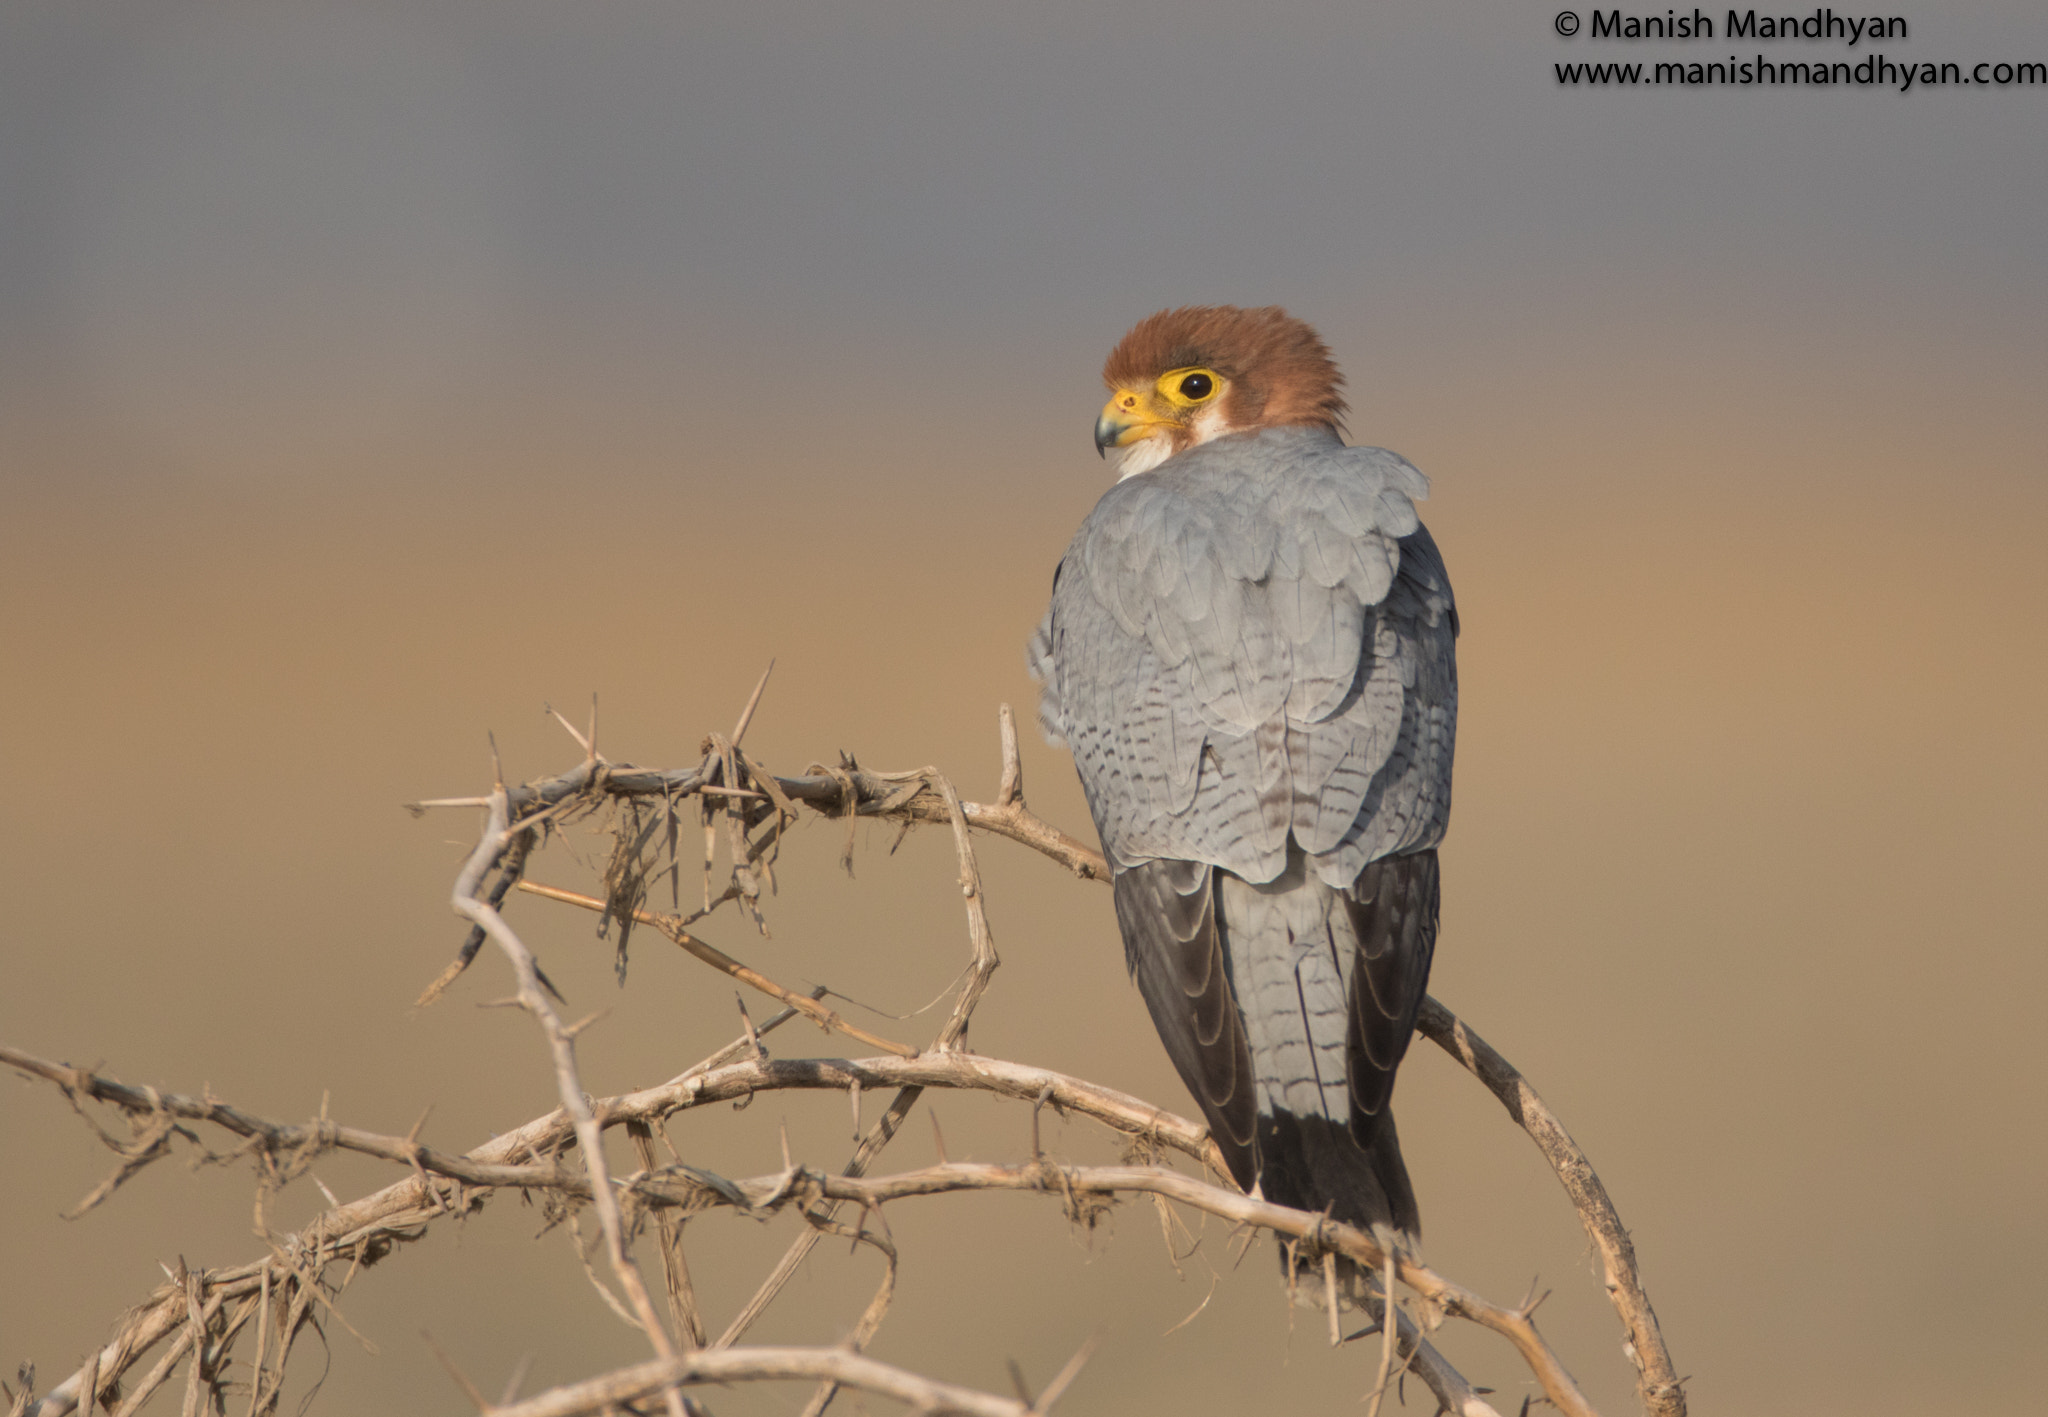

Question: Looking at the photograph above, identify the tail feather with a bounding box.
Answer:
[1218,848,1438,1244]
[1256,1108,1419,1241]
[1114,849,1438,1245]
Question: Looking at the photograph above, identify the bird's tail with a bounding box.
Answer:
[1112,851,1437,1247]
[1256,1107,1419,1245]
[1216,850,1439,1248]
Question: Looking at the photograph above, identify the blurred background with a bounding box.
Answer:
[2,2,2044,1413]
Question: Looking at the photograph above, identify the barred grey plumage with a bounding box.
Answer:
[1031,310,1458,1242]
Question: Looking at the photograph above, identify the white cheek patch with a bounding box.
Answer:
[1187,402,1232,447]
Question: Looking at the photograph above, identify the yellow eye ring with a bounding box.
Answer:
[1157,367,1221,407]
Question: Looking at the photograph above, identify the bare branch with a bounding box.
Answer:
[712,1085,923,1351]
[486,1345,1049,1417]
[7,1012,815,1417]
[629,1122,706,1351]
[457,709,1666,1413]
[6,1046,1545,1417]
[513,880,919,1058]
[1416,999,1686,1417]
[615,1158,1596,1417]
[16,705,1678,1417]
[450,784,684,1416]
[995,702,1024,808]
[920,765,1000,1049]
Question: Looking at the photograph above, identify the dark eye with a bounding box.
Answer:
[1179,373,1213,400]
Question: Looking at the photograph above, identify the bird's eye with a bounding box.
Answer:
[1159,368,1220,407]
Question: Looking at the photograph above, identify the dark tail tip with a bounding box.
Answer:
[1256,1109,1420,1241]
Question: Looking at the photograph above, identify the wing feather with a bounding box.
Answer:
[1113,861,1258,1189]
[1341,850,1440,1132]
[1037,426,1455,883]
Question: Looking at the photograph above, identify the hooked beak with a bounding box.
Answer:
[1094,388,1166,457]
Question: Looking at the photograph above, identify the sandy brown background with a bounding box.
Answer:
[3,4,2044,1414]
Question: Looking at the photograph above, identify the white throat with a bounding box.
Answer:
[1113,404,1236,481]
[1112,438,1174,480]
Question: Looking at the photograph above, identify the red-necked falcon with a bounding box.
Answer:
[1030,306,1457,1244]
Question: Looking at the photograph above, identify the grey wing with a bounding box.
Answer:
[1315,522,1455,1139]
[1311,521,1458,882]
[1025,608,1065,744]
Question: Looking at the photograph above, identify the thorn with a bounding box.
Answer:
[1033,1335,1096,1412]
[497,1354,533,1407]
[420,1329,489,1413]
[544,703,592,755]
[731,660,776,747]
[737,994,765,1062]
[867,1196,897,1249]
[563,1007,610,1040]
[533,961,568,1005]
[487,732,505,793]
[849,1078,863,1139]
[929,1109,949,1165]
[1030,1084,1054,1160]
[1006,1359,1036,1407]
[1322,1250,1341,1348]
[996,702,1024,807]
[406,1105,435,1147]
[1226,1222,1260,1270]
[1365,1244,1399,1417]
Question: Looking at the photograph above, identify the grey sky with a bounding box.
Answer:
[3,1,2043,491]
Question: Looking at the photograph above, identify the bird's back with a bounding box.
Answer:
[1034,424,1457,887]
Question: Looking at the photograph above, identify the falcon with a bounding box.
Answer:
[1030,306,1457,1245]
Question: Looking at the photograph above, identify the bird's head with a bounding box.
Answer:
[1093,305,1348,478]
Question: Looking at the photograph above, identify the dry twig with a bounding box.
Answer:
[484,1343,1074,1417]
[6,1046,1538,1417]
[10,699,1683,1417]
[1416,1000,1685,1417]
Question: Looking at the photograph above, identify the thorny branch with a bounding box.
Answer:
[2,1008,824,1417]
[488,1344,1067,1417]
[1415,1001,1686,1417]
[450,771,690,1417]
[7,698,1682,1417]
[5,1045,1514,1417]
[418,698,1679,1415]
